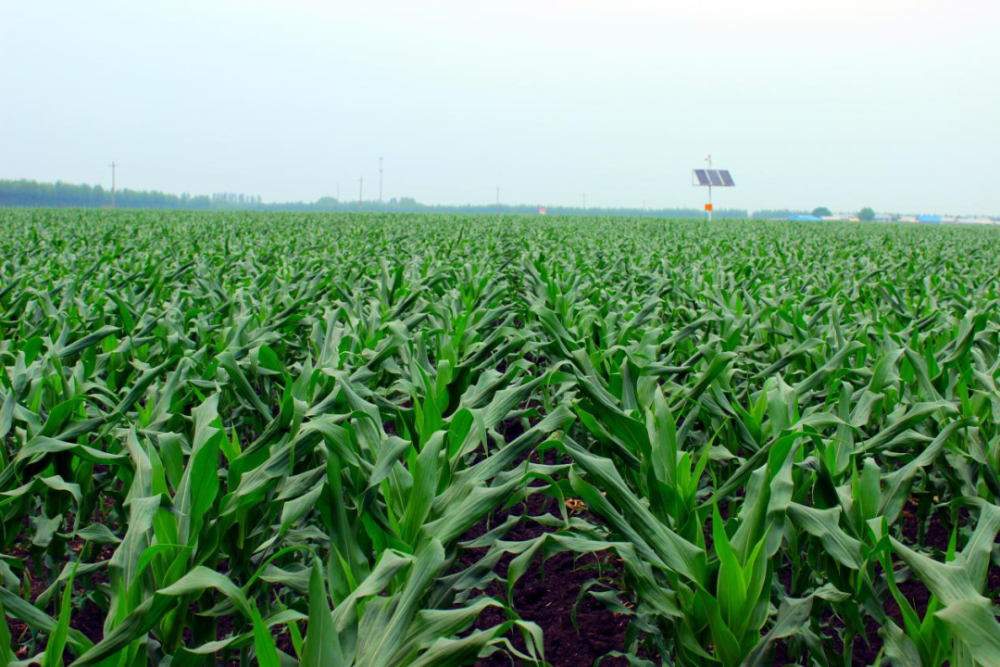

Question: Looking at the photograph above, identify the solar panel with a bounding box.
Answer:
[692,168,736,187]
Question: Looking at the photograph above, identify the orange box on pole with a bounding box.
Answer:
[704,203,713,212]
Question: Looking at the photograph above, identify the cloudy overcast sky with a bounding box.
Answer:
[2,0,998,214]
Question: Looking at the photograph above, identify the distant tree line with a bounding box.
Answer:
[0,179,218,209]
[0,179,750,218]
[212,192,264,206]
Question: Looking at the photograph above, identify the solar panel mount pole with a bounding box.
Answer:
[705,154,713,222]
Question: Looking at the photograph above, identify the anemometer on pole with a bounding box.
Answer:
[692,155,734,221]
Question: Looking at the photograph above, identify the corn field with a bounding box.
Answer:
[2,209,1000,667]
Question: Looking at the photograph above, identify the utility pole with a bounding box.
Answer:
[496,187,500,214]
[110,161,117,208]
[379,156,383,203]
[359,177,364,211]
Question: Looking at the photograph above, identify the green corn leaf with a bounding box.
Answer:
[250,600,282,667]
[301,558,342,667]
[43,558,79,667]
[712,504,746,632]
[787,503,864,570]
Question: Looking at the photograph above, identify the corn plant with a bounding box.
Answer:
[2,210,1000,667]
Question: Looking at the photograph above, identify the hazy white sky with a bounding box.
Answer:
[2,0,998,214]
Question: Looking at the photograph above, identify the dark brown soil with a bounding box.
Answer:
[459,448,633,666]
[4,536,115,664]
[472,549,630,667]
